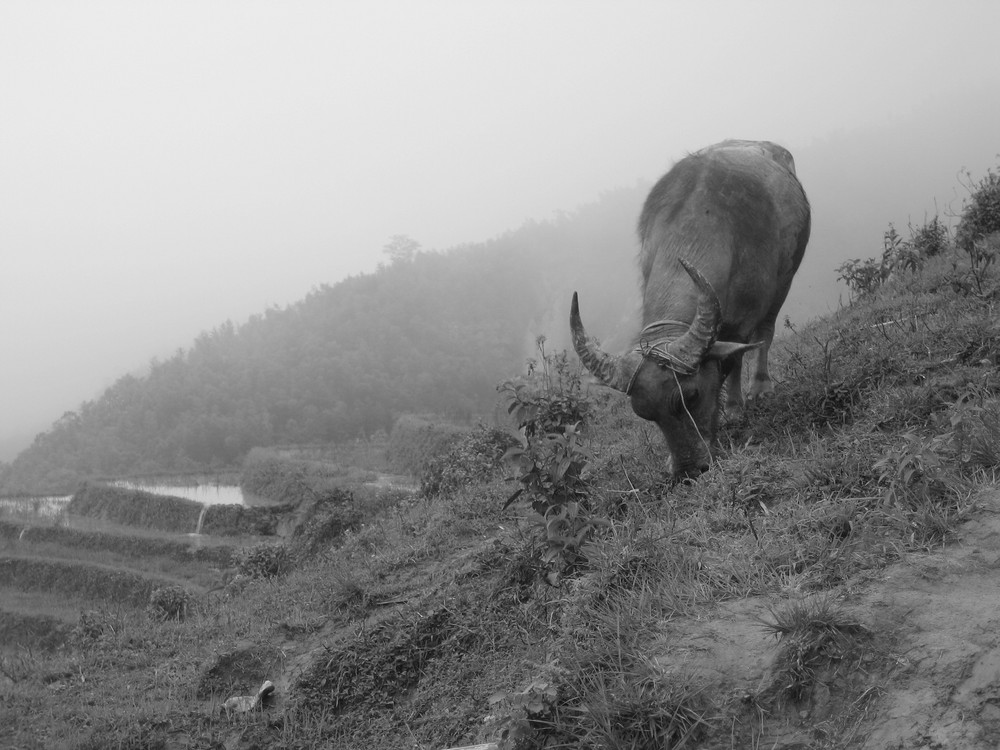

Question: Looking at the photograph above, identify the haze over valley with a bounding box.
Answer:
[2,1,998,462]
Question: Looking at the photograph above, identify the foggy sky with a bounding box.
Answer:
[2,1,999,457]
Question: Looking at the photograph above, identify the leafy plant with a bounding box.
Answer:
[234,543,294,579]
[875,433,957,509]
[945,387,1000,472]
[500,338,601,579]
[420,425,517,498]
[491,668,565,748]
[909,215,948,257]
[148,585,193,621]
[837,224,923,297]
[955,164,1000,254]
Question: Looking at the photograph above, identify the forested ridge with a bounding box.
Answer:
[0,186,645,493]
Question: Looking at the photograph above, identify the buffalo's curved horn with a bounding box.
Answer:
[570,292,629,391]
[664,259,722,368]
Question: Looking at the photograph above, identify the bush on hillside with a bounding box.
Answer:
[200,502,289,537]
[241,448,349,505]
[955,165,1000,253]
[500,339,598,579]
[291,487,362,557]
[386,415,468,476]
[148,585,193,621]
[909,216,948,257]
[420,425,517,498]
[234,543,294,579]
[837,222,938,297]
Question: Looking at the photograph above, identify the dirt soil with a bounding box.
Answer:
[856,488,1000,750]
[642,488,1000,749]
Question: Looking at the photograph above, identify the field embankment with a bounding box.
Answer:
[0,519,234,566]
[0,554,198,608]
[0,451,392,670]
[68,481,291,537]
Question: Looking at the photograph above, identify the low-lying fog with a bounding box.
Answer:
[1,1,998,458]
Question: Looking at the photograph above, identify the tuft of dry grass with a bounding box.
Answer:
[759,595,872,706]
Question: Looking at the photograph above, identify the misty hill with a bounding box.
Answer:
[0,186,648,493]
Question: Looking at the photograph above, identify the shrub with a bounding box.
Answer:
[71,608,130,647]
[955,165,1000,253]
[837,224,924,297]
[201,502,289,537]
[292,490,363,557]
[760,596,871,706]
[234,543,294,579]
[387,415,468,476]
[241,448,350,506]
[148,585,193,621]
[420,425,517,498]
[909,216,948,257]
[500,337,600,580]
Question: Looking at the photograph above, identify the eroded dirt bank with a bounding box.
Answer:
[857,489,1000,749]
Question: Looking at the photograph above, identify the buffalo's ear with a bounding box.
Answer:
[705,341,761,361]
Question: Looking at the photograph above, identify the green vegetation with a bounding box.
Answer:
[0,519,234,566]
[0,556,185,608]
[67,482,204,534]
[64,481,289,537]
[2,168,1000,748]
[955,161,1000,254]
[240,446,376,504]
[759,595,873,706]
[386,414,469,475]
[501,338,604,580]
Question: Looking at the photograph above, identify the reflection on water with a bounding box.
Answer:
[111,482,265,506]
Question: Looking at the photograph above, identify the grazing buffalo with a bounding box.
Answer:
[570,140,811,478]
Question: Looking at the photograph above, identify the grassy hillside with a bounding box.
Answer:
[1,221,999,747]
[2,171,999,748]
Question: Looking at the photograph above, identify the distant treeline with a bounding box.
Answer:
[0,186,644,493]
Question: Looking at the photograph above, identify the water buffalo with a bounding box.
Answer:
[570,140,811,478]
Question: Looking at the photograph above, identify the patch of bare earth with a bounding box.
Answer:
[643,488,1000,749]
[858,488,1000,750]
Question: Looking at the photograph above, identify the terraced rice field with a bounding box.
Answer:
[0,490,270,656]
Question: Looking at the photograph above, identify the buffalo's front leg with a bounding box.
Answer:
[724,355,745,418]
[748,324,775,400]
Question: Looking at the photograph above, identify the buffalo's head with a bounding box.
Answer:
[570,260,757,478]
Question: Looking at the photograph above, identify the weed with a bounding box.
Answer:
[0,648,39,684]
[148,585,193,621]
[234,543,294,579]
[501,337,602,580]
[574,661,712,750]
[955,164,1000,254]
[837,220,948,298]
[909,215,949,257]
[292,493,362,558]
[71,607,132,649]
[421,425,517,498]
[760,595,871,706]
